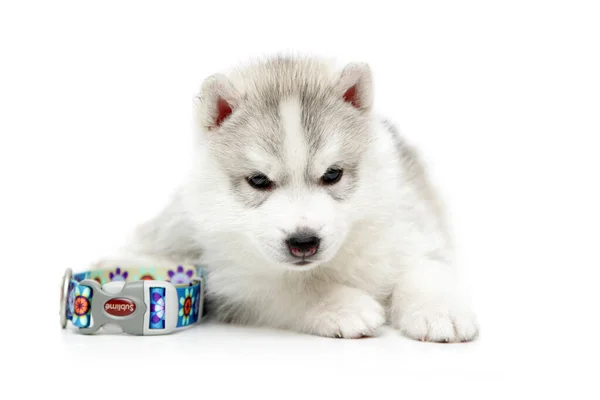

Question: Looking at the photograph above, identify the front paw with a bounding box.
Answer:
[306,288,385,339]
[394,299,479,343]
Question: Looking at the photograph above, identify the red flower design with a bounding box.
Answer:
[74,296,89,316]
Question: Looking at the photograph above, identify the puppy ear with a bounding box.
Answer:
[195,73,241,131]
[336,62,373,112]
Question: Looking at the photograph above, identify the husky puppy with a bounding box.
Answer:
[103,56,478,341]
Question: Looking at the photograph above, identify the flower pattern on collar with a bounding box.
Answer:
[168,265,194,285]
[134,267,157,281]
[109,267,128,281]
[178,287,196,326]
[72,285,92,328]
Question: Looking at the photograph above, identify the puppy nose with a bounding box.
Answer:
[286,234,320,258]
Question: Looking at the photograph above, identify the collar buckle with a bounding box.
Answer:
[76,279,179,335]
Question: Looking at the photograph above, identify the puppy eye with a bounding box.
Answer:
[246,173,274,190]
[321,167,343,185]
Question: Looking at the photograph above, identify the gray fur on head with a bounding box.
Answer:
[195,56,373,131]
[192,56,375,209]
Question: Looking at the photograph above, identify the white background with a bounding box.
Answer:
[1,0,599,398]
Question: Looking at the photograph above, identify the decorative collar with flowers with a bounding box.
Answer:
[60,265,205,335]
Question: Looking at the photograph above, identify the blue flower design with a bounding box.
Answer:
[149,287,166,329]
[178,287,196,326]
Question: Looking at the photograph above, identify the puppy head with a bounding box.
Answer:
[192,57,374,270]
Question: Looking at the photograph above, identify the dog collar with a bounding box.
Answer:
[59,265,205,335]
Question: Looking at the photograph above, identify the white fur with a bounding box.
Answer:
[100,56,479,342]
[280,98,308,176]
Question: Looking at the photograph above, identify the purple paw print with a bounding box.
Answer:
[109,267,129,281]
[168,265,194,285]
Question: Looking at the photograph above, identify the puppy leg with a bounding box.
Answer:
[390,259,479,342]
[212,281,385,339]
[302,285,386,338]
